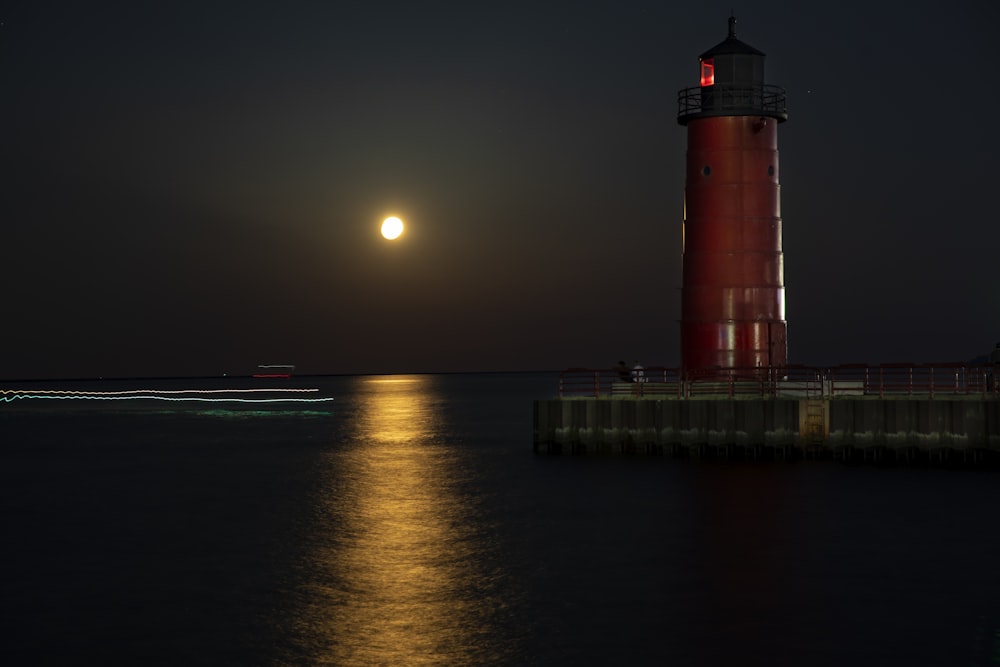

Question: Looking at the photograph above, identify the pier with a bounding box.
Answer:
[533,364,1000,463]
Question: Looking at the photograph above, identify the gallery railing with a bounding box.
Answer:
[677,83,788,123]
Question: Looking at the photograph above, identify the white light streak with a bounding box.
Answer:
[0,388,334,404]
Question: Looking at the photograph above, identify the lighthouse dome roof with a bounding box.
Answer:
[699,16,765,59]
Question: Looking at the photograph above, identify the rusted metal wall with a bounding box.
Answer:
[681,115,786,372]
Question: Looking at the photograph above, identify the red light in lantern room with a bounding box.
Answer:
[699,59,715,87]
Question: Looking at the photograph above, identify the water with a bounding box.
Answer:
[3,372,1000,666]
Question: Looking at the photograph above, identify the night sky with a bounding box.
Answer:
[2,2,998,379]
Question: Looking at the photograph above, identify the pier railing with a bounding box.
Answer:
[826,363,993,399]
[557,363,999,399]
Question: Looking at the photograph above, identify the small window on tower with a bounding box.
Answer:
[700,59,715,87]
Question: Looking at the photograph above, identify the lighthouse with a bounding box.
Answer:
[677,17,788,374]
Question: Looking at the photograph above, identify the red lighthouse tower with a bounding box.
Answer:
[677,17,788,374]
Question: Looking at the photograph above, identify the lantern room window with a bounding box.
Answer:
[700,59,715,87]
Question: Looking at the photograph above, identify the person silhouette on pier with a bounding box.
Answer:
[615,360,631,383]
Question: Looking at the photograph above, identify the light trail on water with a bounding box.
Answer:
[0,388,334,404]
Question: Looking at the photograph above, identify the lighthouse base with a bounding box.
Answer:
[682,319,787,373]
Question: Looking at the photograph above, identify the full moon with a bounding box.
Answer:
[381,216,404,240]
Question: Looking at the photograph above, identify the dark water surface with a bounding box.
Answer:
[3,372,1000,665]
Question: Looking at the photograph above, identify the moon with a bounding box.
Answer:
[381,216,404,240]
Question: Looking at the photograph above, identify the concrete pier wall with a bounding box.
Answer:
[533,397,1000,458]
